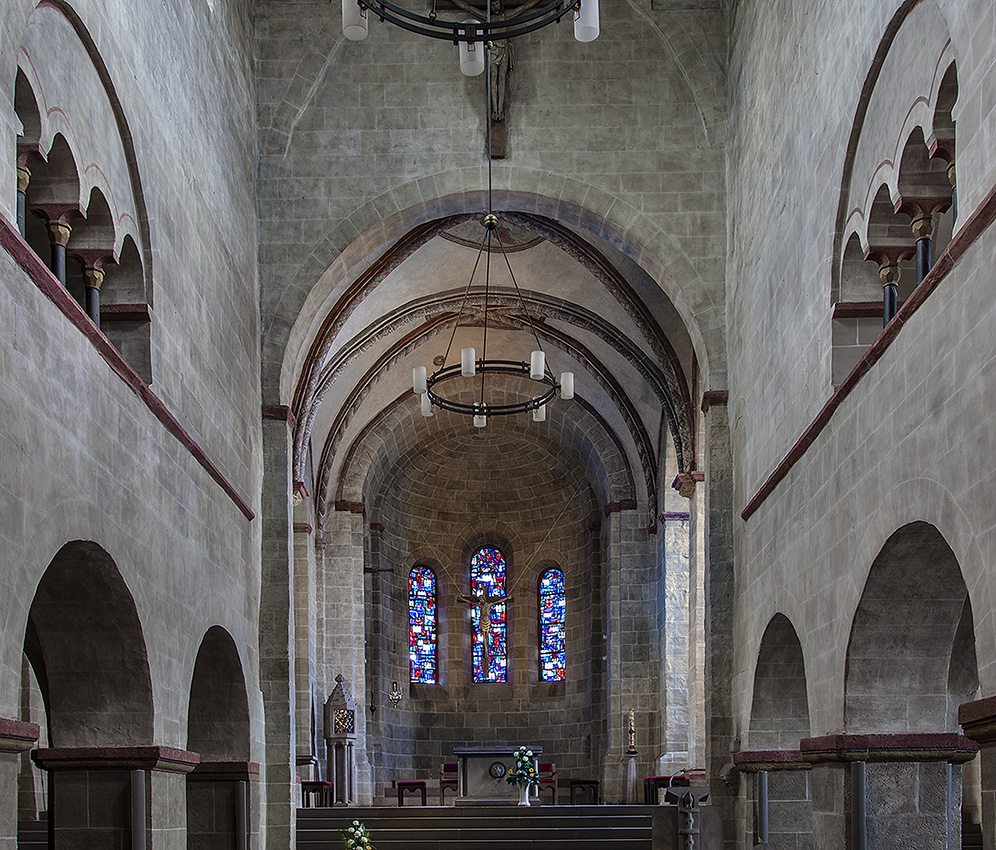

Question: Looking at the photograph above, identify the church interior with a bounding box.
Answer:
[0,0,995,847]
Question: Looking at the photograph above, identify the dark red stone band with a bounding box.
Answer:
[0,215,255,521]
[800,733,978,764]
[743,179,996,521]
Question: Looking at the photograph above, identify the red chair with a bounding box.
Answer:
[439,762,458,805]
[537,762,558,804]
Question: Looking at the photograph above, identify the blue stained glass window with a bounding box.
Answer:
[409,566,437,684]
[470,547,507,683]
[539,568,566,682]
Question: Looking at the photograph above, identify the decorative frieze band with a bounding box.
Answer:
[0,717,40,753]
[33,746,200,774]
[733,750,809,772]
[800,733,978,764]
[959,695,996,746]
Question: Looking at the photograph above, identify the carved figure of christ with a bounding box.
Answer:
[458,588,513,678]
[447,0,545,123]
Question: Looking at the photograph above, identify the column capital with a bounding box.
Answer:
[187,760,260,782]
[33,745,200,774]
[895,195,952,221]
[864,244,915,269]
[671,470,704,498]
[16,164,31,193]
[732,749,809,772]
[0,717,40,753]
[800,733,978,764]
[959,695,996,746]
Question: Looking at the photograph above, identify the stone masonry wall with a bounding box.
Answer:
[363,427,604,795]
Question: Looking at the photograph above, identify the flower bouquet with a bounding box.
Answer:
[505,746,540,805]
[342,820,374,850]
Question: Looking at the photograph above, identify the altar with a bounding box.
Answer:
[453,745,542,803]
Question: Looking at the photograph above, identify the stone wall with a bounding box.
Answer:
[728,0,996,845]
[0,0,262,847]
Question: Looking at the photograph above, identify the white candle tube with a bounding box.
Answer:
[413,365,427,394]
[473,404,487,428]
[462,347,476,377]
[533,404,547,422]
[420,393,434,417]
[574,0,599,42]
[560,371,574,400]
[530,350,545,381]
[342,0,368,41]
[459,36,486,76]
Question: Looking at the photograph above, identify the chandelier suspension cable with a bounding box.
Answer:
[439,232,489,368]
[495,229,545,354]
[406,0,582,425]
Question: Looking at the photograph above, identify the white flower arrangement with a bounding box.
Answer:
[342,820,375,850]
[505,746,540,788]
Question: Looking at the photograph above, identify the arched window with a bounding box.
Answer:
[538,568,566,681]
[409,566,437,684]
[470,547,507,683]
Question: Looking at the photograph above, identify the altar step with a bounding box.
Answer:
[297,805,654,850]
[16,816,48,850]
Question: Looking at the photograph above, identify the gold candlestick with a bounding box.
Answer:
[627,708,637,754]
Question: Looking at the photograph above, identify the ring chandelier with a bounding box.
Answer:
[341,1,600,46]
[342,0,593,426]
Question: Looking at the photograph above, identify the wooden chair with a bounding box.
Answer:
[439,762,459,805]
[537,762,557,804]
[397,779,428,806]
[569,778,600,804]
[644,774,689,804]
[300,780,332,807]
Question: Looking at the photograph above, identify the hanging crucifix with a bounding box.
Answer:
[447,0,546,158]
[458,586,513,678]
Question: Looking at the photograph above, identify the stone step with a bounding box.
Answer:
[963,811,983,849]
[297,805,653,850]
[17,818,48,850]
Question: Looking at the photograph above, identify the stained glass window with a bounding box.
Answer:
[539,568,566,681]
[470,547,507,683]
[409,566,437,684]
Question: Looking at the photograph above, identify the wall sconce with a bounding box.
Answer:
[389,681,403,708]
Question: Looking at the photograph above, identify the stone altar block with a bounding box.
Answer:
[454,746,542,804]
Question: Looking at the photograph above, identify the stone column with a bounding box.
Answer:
[186,761,259,850]
[322,507,373,804]
[15,165,30,238]
[896,197,952,285]
[733,750,812,847]
[658,508,691,776]
[0,719,39,850]
[32,746,199,850]
[697,399,735,848]
[293,516,319,782]
[959,695,996,850]
[863,245,915,326]
[602,504,655,803]
[801,733,978,849]
[260,409,297,845]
